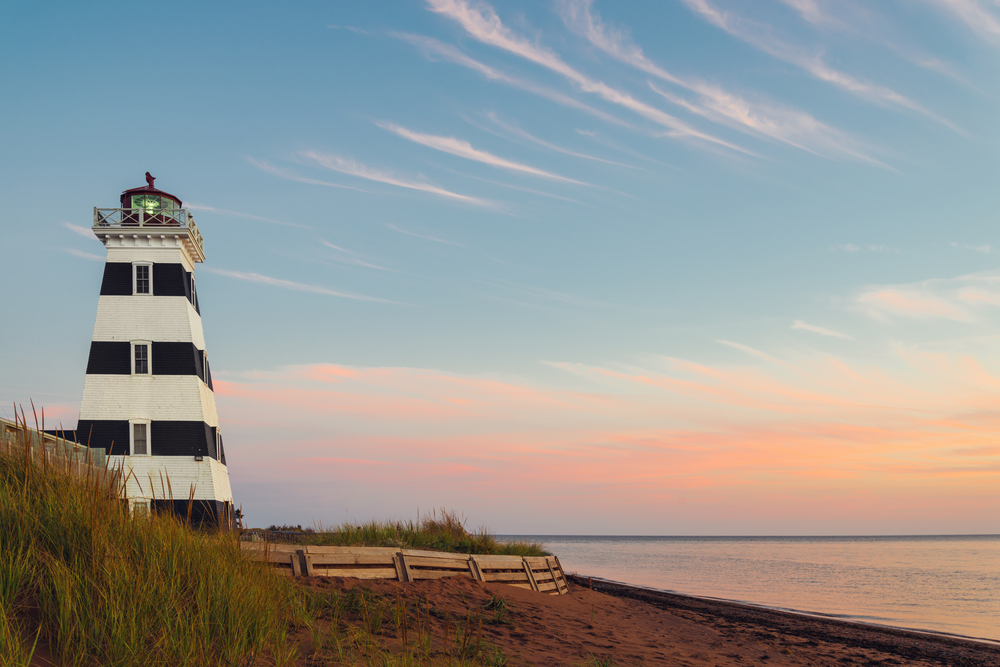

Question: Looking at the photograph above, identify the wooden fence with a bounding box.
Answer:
[241,543,570,595]
[1,416,116,489]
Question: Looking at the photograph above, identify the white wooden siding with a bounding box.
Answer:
[79,375,219,425]
[91,296,205,348]
[103,242,197,272]
[112,455,233,502]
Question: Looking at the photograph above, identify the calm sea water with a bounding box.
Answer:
[502,535,999,641]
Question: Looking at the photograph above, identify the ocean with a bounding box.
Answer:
[502,535,999,641]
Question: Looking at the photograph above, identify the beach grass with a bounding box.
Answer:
[1,408,303,666]
[0,408,536,666]
[263,509,549,557]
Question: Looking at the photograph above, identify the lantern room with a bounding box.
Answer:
[120,184,182,213]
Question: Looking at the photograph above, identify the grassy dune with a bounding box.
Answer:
[0,413,536,666]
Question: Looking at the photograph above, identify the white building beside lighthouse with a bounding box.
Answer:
[77,176,233,524]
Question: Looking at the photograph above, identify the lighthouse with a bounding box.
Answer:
[77,175,233,524]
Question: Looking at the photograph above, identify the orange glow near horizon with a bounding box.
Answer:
[210,345,1000,534]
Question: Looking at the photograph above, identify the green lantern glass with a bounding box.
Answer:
[132,194,163,213]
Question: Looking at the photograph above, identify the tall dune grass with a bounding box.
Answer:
[2,408,539,666]
[0,409,302,667]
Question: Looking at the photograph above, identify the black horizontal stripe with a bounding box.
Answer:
[75,420,129,454]
[85,341,213,388]
[152,421,216,458]
[76,419,222,460]
[152,263,185,297]
[86,341,131,374]
[151,342,199,376]
[99,263,133,296]
[98,262,200,310]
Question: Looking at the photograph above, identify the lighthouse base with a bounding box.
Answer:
[151,499,235,527]
[111,454,234,526]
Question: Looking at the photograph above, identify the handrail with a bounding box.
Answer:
[93,207,204,256]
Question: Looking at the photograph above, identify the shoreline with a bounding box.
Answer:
[573,573,1000,645]
[569,573,1000,665]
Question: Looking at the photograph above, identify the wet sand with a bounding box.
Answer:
[297,574,1000,666]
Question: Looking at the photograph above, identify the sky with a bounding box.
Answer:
[1,0,999,535]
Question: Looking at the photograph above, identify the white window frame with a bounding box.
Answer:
[133,262,153,296]
[129,419,151,456]
[131,340,151,376]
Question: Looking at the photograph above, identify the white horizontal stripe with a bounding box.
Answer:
[79,375,219,425]
[112,455,232,502]
[103,246,197,272]
[91,296,205,348]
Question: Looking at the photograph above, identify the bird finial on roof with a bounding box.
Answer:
[145,172,155,188]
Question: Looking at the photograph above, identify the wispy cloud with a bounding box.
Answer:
[922,0,1000,45]
[479,279,612,307]
[951,241,993,254]
[480,112,639,169]
[376,121,589,185]
[776,0,836,26]
[857,288,970,321]
[831,243,895,253]
[560,0,880,163]
[775,1,977,88]
[679,0,966,135]
[449,170,585,204]
[62,222,95,240]
[298,150,490,206]
[717,339,789,365]
[186,203,310,229]
[792,320,852,339]
[60,247,103,261]
[327,24,370,35]
[853,272,1000,321]
[386,223,465,247]
[247,158,375,193]
[204,267,399,303]
[318,240,396,272]
[394,33,630,127]
[425,0,755,155]
[576,129,678,168]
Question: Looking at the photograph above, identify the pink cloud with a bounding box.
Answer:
[857,288,969,320]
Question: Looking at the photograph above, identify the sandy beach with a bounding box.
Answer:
[296,574,1000,666]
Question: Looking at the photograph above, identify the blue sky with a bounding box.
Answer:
[2,0,999,534]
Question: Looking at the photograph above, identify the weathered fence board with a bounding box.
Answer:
[241,542,569,595]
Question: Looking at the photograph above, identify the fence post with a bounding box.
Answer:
[521,558,539,592]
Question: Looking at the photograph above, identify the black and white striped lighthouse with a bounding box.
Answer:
[77,175,233,523]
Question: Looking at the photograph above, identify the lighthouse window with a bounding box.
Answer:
[131,341,151,375]
[131,421,150,456]
[133,344,149,375]
[134,263,151,295]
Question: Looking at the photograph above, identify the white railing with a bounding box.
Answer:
[93,208,204,253]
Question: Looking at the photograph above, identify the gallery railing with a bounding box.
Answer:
[93,207,204,252]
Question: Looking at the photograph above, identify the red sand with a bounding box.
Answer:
[295,574,1000,666]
